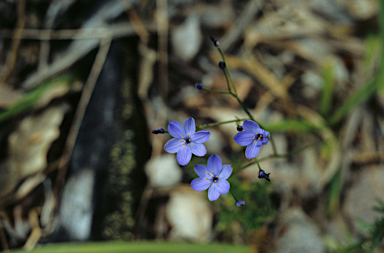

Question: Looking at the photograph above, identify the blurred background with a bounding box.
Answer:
[0,0,383,252]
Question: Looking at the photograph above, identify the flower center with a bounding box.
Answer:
[180,135,192,145]
[253,132,263,142]
[205,171,219,184]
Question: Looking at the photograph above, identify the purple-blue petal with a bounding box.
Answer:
[184,117,196,136]
[191,131,210,143]
[177,145,192,166]
[208,183,220,201]
[261,130,270,145]
[194,164,209,178]
[190,143,207,157]
[216,180,230,194]
[219,165,233,180]
[191,178,211,191]
[207,154,222,175]
[168,121,186,138]
[245,142,261,159]
[243,120,261,134]
[164,138,182,153]
[234,131,254,146]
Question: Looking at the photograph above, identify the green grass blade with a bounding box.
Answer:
[0,74,76,124]
[328,78,376,126]
[263,119,321,133]
[319,60,335,116]
[10,241,251,253]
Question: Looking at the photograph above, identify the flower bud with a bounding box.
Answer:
[195,81,203,90]
[152,128,165,134]
[218,61,226,70]
[209,35,219,47]
[237,125,243,131]
[236,200,246,207]
[258,169,271,182]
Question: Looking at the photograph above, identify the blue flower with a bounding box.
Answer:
[233,120,270,159]
[164,117,210,166]
[235,200,246,207]
[190,154,232,201]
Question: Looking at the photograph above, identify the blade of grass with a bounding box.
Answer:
[319,59,335,117]
[10,241,251,253]
[0,74,76,124]
[328,78,376,126]
[262,119,321,133]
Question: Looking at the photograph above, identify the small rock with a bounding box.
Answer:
[272,208,324,253]
[171,15,202,62]
[145,154,182,188]
[165,186,213,242]
[343,166,384,234]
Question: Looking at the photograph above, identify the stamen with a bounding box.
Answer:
[205,178,208,180]
[209,182,212,184]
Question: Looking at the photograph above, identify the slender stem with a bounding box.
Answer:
[230,190,238,202]
[221,66,232,93]
[269,135,278,156]
[202,88,231,94]
[255,158,262,171]
[227,92,253,121]
[218,48,237,95]
[233,141,321,175]
[197,118,248,129]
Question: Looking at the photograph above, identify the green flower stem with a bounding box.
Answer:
[197,118,248,130]
[202,88,231,94]
[255,158,262,171]
[269,135,278,156]
[230,190,238,201]
[218,48,237,95]
[229,92,255,121]
[233,141,320,175]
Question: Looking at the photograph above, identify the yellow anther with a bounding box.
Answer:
[209,182,212,184]
[181,136,184,139]
[212,171,214,174]
[205,178,208,180]
[207,172,209,175]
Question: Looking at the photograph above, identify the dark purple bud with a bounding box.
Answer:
[237,125,243,131]
[209,35,219,47]
[236,200,246,207]
[152,128,165,134]
[218,61,226,70]
[258,169,271,182]
[195,82,203,90]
